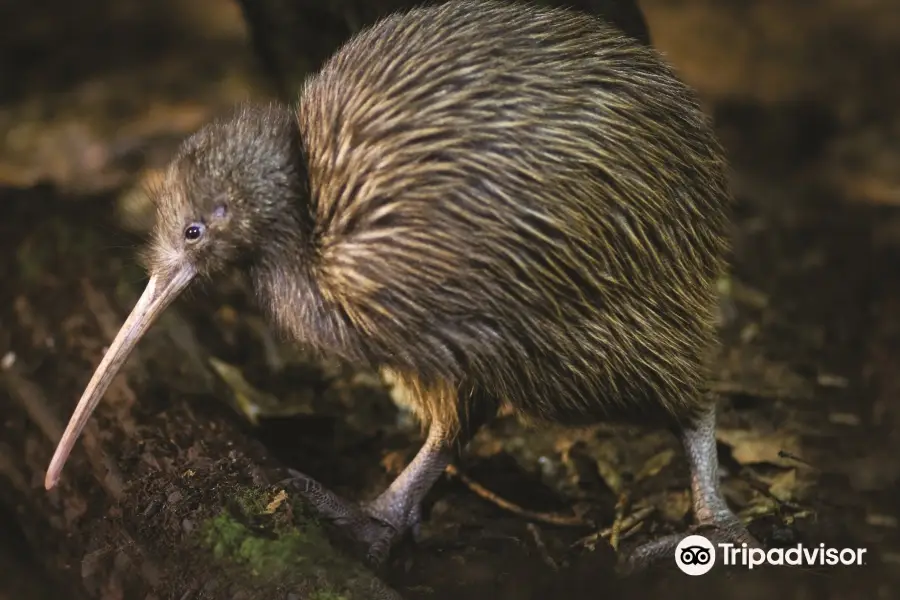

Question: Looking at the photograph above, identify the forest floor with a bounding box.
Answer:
[1,0,899,599]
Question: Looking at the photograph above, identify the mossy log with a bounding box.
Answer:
[0,185,401,600]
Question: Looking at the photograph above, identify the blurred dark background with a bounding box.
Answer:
[1,0,899,599]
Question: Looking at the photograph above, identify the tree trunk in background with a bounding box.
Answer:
[235,0,651,100]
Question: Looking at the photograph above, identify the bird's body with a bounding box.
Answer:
[46,0,758,569]
[248,0,730,434]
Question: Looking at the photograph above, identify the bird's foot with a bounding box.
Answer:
[617,511,760,574]
[280,469,420,567]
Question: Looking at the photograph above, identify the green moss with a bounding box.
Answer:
[205,513,319,577]
[232,486,270,517]
[199,487,355,598]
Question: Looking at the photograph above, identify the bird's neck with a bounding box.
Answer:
[247,119,370,365]
[251,230,366,365]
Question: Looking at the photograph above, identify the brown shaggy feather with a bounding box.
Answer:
[155,0,731,439]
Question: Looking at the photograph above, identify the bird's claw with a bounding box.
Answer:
[617,513,760,575]
[280,469,418,566]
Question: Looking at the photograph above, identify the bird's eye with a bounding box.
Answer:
[184,223,205,241]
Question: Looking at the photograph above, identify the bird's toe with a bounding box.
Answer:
[617,515,760,575]
[280,469,408,566]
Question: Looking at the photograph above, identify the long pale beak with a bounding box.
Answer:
[44,265,196,490]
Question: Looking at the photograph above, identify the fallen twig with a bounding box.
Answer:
[608,493,630,551]
[573,506,655,551]
[444,463,590,527]
[526,523,559,571]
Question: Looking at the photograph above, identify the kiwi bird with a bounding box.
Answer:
[45,0,760,569]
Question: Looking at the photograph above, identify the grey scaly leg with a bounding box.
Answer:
[619,405,761,572]
[287,421,453,566]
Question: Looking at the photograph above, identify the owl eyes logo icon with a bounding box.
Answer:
[675,535,716,575]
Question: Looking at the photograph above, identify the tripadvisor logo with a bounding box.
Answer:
[675,535,716,575]
[675,535,868,574]
[720,542,868,568]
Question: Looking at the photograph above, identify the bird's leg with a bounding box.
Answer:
[363,421,452,537]
[618,404,761,573]
[285,421,453,566]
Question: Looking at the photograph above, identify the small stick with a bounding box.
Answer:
[777,449,818,469]
[444,463,590,527]
[574,506,655,550]
[608,492,630,551]
[2,366,64,444]
[526,523,559,571]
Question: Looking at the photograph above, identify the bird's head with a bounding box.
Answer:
[44,103,307,489]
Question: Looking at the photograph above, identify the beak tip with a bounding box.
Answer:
[44,462,61,490]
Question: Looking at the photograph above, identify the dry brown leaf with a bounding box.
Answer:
[660,490,691,522]
[264,489,288,514]
[717,428,802,465]
[768,468,798,502]
[635,449,675,482]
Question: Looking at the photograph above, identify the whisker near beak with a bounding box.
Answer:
[44,265,196,490]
